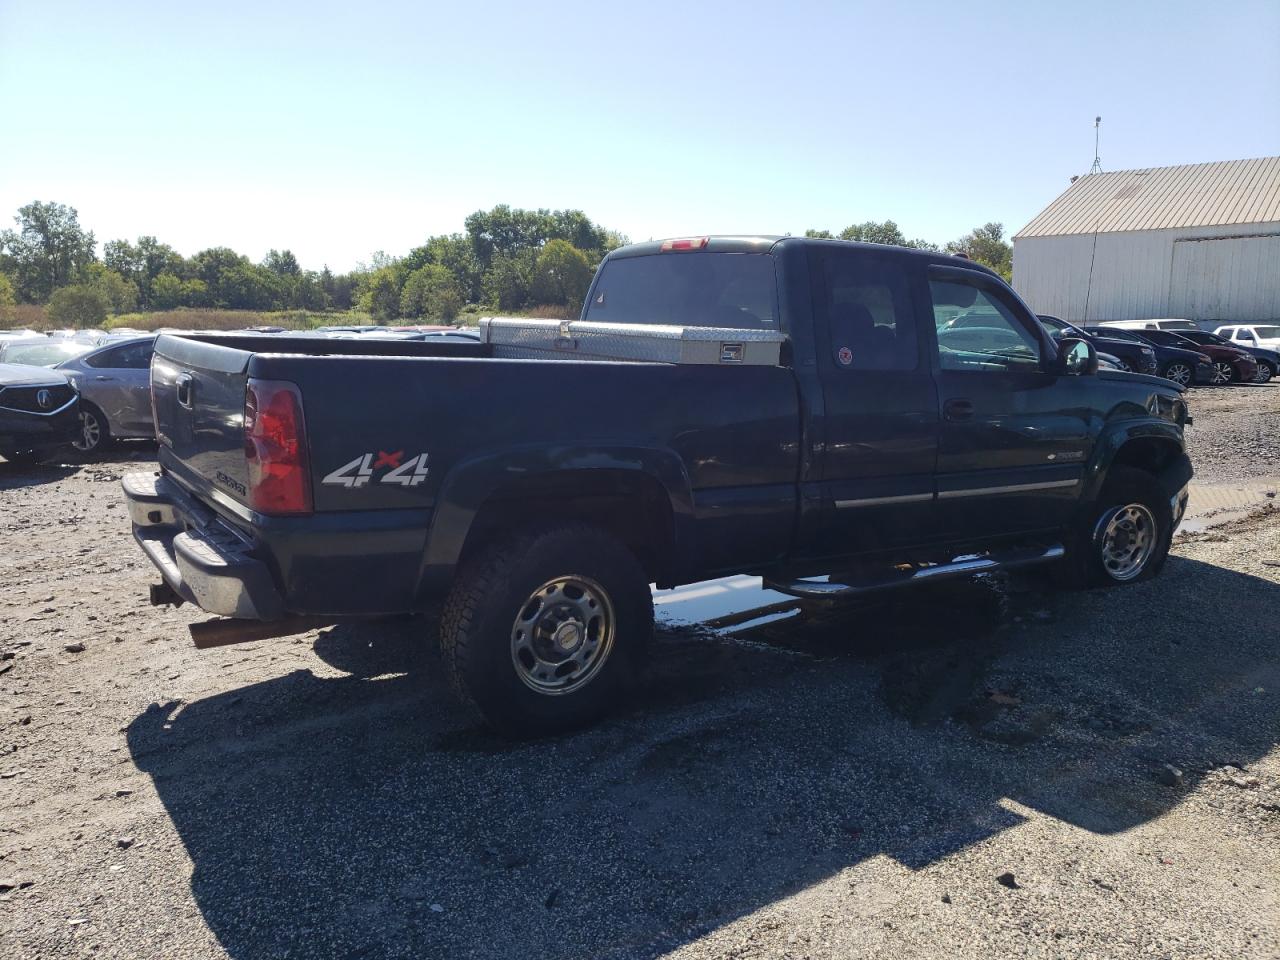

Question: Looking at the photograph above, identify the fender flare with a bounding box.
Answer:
[414,443,695,599]
[1082,418,1188,504]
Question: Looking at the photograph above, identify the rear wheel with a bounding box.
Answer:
[1058,466,1173,588]
[71,404,110,455]
[1161,361,1193,387]
[1254,362,1274,384]
[439,524,653,737]
[1210,360,1237,385]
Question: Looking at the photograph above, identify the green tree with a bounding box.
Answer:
[404,234,484,304]
[946,222,1012,280]
[262,249,301,276]
[481,251,536,312]
[804,229,834,239]
[150,272,185,309]
[0,201,97,302]
[530,240,592,312]
[400,263,463,320]
[79,262,139,314]
[0,272,14,325]
[357,266,403,322]
[47,285,109,327]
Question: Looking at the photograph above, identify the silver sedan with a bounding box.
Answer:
[54,336,157,455]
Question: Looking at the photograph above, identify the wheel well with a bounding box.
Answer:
[1110,437,1180,477]
[459,470,677,584]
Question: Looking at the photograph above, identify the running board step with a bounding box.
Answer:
[764,543,1065,601]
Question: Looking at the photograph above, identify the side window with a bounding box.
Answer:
[87,342,153,369]
[931,279,1041,372]
[818,252,918,371]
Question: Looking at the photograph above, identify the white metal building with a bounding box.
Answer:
[1012,157,1280,324]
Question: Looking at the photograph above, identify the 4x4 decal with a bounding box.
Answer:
[323,451,429,488]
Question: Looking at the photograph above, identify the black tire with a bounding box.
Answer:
[1058,466,1173,589]
[1160,361,1193,387]
[71,403,110,456]
[1255,362,1275,384]
[439,524,653,737]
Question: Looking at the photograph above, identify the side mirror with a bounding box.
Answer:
[1057,337,1097,376]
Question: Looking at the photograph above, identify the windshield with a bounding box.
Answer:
[0,341,92,366]
[584,252,778,329]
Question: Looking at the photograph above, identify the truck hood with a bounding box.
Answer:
[0,362,73,388]
[1097,368,1186,393]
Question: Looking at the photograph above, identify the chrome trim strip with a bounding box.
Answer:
[0,396,78,417]
[937,479,1079,500]
[836,492,934,509]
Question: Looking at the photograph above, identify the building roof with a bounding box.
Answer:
[1015,156,1280,239]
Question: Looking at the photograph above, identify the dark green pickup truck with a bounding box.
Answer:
[123,236,1192,735]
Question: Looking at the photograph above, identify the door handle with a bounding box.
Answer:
[944,398,975,422]
[176,373,194,409]
[94,375,116,381]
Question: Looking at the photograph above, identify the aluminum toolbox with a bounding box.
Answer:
[479,317,786,366]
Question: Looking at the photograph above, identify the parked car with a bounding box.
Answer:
[1095,352,1125,371]
[1214,324,1280,352]
[0,337,95,366]
[1080,326,1213,387]
[0,363,81,464]
[1183,330,1278,383]
[1037,315,1158,376]
[53,336,157,455]
[1100,319,1202,333]
[1135,329,1258,385]
[0,329,41,341]
[123,235,1192,736]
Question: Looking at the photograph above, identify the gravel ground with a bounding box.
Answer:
[2,383,1279,960]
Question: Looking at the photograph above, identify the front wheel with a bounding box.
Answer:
[439,524,653,737]
[1161,361,1193,387]
[1210,360,1237,385]
[1059,466,1173,588]
[71,405,110,455]
[1254,362,1274,384]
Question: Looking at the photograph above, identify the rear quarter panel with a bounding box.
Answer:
[247,354,802,582]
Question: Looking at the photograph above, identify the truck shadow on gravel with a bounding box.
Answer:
[125,555,1280,960]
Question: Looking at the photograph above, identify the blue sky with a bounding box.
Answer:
[2,0,1277,271]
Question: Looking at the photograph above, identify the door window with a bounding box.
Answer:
[816,252,918,371]
[931,279,1041,372]
[86,341,154,370]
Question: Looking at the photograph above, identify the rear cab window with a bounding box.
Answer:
[584,252,778,329]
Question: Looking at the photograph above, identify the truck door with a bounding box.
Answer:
[809,247,939,556]
[927,263,1091,540]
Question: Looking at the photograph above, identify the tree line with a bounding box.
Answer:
[0,201,1013,328]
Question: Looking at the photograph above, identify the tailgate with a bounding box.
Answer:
[151,334,253,506]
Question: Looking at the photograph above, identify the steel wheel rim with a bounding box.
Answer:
[510,575,615,696]
[1165,363,1191,386]
[1095,502,1158,581]
[1211,361,1233,385]
[73,411,101,451]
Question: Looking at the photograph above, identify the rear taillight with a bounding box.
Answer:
[244,378,312,515]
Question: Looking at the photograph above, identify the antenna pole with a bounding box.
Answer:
[1090,116,1103,174]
